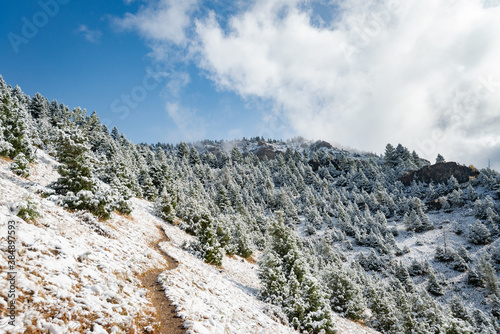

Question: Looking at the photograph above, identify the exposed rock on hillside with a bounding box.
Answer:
[399,162,479,186]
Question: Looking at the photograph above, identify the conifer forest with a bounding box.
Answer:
[3,74,500,333]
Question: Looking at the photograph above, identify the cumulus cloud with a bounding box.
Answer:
[194,0,500,167]
[116,0,500,168]
[77,25,102,44]
[113,0,198,46]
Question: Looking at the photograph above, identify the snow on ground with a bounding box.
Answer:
[0,151,379,334]
[135,204,378,334]
[0,153,167,333]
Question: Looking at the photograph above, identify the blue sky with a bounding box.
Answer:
[1,0,500,169]
[0,0,268,145]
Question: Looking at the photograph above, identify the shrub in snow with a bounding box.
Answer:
[435,246,454,262]
[439,196,451,211]
[451,254,468,272]
[17,197,40,223]
[10,152,30,177]
[408,259,427,276]
[457,245,471,263]
[468,220,491,245]
[426,270,445,296]
[491,295,500,319]
[63,184,131,220]
[467,268,482,287]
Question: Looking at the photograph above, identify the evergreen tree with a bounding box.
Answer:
[10,153,30,177]
[427,269,445,296]
[323,263,366,320]
[195,212,224,265]
[29,92,49,119]
[138,169,158,201]
[231,146,243,164]
[51,128,94,195]
[0,92,34,160]
[177,142,190,160]
[155,188,176,224]
[449,295,470,322]
[436,154,446,164]
[189,146,201,165]
[468,220,491,245]
[384,143,397,166]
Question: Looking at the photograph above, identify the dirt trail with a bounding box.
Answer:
[140,227,185,334]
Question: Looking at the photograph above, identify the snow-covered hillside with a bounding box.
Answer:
[0,150,377,333]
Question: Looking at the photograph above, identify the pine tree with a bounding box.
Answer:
[384,144,397,166]
[0,93,34,160]
[323,264,366,320]
[258,248,287,306]
[468,220,491,245]
[10,153,30,177]
[394,261,413,292]
[138,169,158,201]
[177,142,190,160]
[50,128,126,219]
[449,295,470,322]
[155,188,176,224]
[195,212,224,266]
[478,256,498,295]
[436,154,446,164]
[189,146,201,165]
[29,92,49,119]
[259,212,336,333]
[427,270,445,296]
[51,128,94,195]
[231,146,243,164]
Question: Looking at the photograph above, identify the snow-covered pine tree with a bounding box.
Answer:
[0,92,34,160]
[468,220,491,245]
[52,128,94,195]
[195,212,224,265]
[10,152,30,177]
[426,269,445,296]
[50,127,129,219]
[155,188,176,224]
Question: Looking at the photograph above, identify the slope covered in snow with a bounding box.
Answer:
[0,150,378,333]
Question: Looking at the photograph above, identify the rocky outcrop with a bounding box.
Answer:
[399,162,479,186]
[255,143,281,160]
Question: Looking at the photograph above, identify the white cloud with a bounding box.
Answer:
[115,0,500,168]
[194,0,500,167]
[113,0,198,46]
[77,25,102,44]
